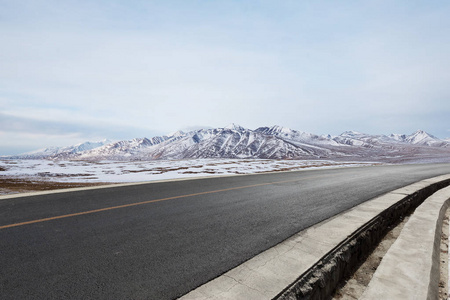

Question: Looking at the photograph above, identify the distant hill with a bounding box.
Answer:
[6,125,450,163]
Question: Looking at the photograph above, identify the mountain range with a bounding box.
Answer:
[6,124,450,163]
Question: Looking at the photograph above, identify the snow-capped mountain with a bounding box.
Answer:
[10,140,112,159]
[255,125,339,145]
[7,126,450,162]
[388,130,449,148]
[76,125,323,160]
[402,130,447,147]
[332,131,402,148]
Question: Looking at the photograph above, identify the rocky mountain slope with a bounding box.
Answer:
[6,125,450,163]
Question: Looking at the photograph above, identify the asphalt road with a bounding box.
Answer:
[2,163,450,299]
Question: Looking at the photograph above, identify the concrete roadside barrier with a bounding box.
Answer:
[180,174,450,300]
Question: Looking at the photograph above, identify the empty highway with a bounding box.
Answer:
[2,163,450,299]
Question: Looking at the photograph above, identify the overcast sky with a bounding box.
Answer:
[1,0,449,155]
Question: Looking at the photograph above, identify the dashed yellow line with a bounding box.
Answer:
[0,178,300,230]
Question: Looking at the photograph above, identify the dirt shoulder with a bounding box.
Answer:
[0,177,112,196]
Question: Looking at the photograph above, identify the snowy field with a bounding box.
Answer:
[0,159,378,183]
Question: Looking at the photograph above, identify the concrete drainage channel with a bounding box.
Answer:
[180,174,450,300]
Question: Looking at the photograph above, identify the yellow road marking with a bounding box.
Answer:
[0,178,300,230]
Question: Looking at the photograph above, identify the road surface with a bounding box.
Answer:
[2,163,450,299]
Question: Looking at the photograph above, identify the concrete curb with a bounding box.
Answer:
[360,185,450,300]
[179,174,450,300]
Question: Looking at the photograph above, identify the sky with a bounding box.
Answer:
[1,0,450,155]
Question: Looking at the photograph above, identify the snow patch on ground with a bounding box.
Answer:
[0,159,379,183]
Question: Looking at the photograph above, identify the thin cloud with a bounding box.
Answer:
[0,112,161,143]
